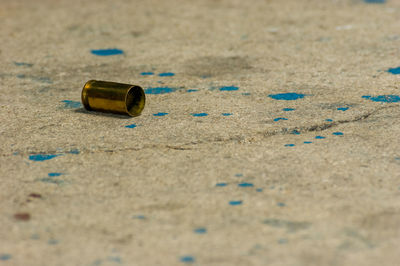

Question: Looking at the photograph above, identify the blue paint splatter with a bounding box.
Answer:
[153,112,168,116]
[48,239,59,245]
[0,254,11,261]
[315,136,325,139]
[242,92,251,96]
[191,113,208,117]
[145,87,175,94]
[304,141,312,144]
[388,66,400,74]
[159,72,175,77]
[194,228,207,234]
[180,256,195,263]
[220,86,239,91]
[108,256,122,263]
[285,144,295,147]
[186,89,198,93]
[333,132,344,136]
[325,119,333,122]
[48,173,62,177]
[274,117,288,122]
[68,149,80,154]
[337,107,349,111]
[222,113,232,116]
[238,182,254,187]
[282,108,295,111]
[29,154,59,161]
[235,173,243,177]
[256,188,263,192]
[141,72,154,76]
[125,124,137,128]
[61,100,82,109]
[14,62,33,67]
[269,93,306,101]
[229,200,243,206]
[290,130,300,135]
[362,95,400,103]
[364,0,385,3]
[277,202,286,207]
[216,183,228,187]
[91,49,124,56]
[132,215,146,219]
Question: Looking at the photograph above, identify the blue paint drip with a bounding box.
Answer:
[285,144,295,147]
[238,182,254,187]
[191,113,208,117]
[362,95,400,103]
[216,183,228,187]
[290,130,300,135]
[141,72,154,75]
[145,87,175,94]
[337,107,349,111]
[269,93,306,100]
[282,108,295,111]
[222,113,232,116]
[304,141,312,144]
[159,72,175,77]
[315,136,325,139]
[333,132,344,136]
[29,154,59,161]
[186,89,198,93]
[256,188,263,192]
[229,200,242,205]
[153,112,168,116]
[48,173,62,177]
[325,119,333,122]
[180,256,195,263]
[388,66,400,74]
[364,0,385,3]
[0,254,11,261]
[220,86,239,91]
[277,202,286,207]
[194,228,207,234]
[125,124,137,128]
[274,117,288,122]
[61,100,82,109]
[14,62,33,67]
[91,49,124,56]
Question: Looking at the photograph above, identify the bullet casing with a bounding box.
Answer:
[81,80,145,117]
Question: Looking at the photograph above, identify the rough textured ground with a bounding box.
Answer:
[1,0,400,265]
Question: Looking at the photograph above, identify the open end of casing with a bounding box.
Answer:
[125,86,146,117]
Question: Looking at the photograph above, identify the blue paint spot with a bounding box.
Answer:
[191,113,208,117]
[337,107,349,111]
[125,124,137,128]
[145,87,175,94]
[278,238,288,244]
[362,95,400,103]
[285,144,295,147]
[269,93,306,101]
[186,89,198,93]
[0,254,11,261]
[108,256,122,263]
[333,132,344,136]
[141,72,154,76]
[220,86,239,91]
[29,154,59,161]
[216,183,228,187]
[48,239,59,245]
[242,92,251,96]
[388,66,400,74]
[153,112,168,116]
[277,202,286,207]
[238,182,254,187]
[315,136,325,139]
[364,0,385,3]
[222,113,232,116]
[48,173,62,177]
[39,178,64,185]
[274,117,288,122]
[14,62,33,67]
[61,100,82,109]
[159,72,175,77]
[91,49,124,56]
[180,256,195,263]
[68,149,80,154]
[256,188,263,192]
[290,130,300,135]
[325,119,333,122]
[194,228,207,234]
[235,173,243,177]
[132,215,146,219]
[229,200,243,205]
[282,108,295,111]
[304,141,312,144]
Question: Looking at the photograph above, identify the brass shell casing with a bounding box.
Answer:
[81,80,145,117]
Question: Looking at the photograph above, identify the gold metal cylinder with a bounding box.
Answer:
[81,80,145,117]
